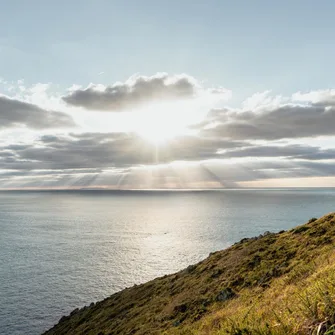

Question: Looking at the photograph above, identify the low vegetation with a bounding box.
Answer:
[44,213,335,335]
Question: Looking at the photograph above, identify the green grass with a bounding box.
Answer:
[44,213,335,335]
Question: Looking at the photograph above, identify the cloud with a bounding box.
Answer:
[3,77,335,189]
[0,132,247,171]
[2,152,335,189]
[0,95,75,129]
[0,130,246,188]
[292,89,335,106]
[194,89,335,142]
[7,135,334,173]
[62,73,230,111]
[220,144,335,160]
[242,90,286,111]
[201,103,335,140]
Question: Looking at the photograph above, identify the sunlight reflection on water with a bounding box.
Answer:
[1,189,335,334]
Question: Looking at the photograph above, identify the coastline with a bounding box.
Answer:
[44,213,335,334]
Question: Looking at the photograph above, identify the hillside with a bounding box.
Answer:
[44,213,335,335]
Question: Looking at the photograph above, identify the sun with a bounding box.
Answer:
[137,126,176,144]
[133,102,197,144]
[136,115,186,144]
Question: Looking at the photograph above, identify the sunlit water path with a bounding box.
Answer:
[1,189,335,334]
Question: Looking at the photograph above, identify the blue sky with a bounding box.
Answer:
[2,0,335,102]
[2,1,335,189]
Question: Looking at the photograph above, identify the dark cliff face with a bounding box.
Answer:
[44,213,335,335]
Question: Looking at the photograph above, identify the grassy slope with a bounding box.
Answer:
[44,213,335,335]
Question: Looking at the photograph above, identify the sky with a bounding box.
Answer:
[2,0,335,189]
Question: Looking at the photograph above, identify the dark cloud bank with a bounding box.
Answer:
[63,73,198,111]
[2,73,335,188]
[0,95,74,129]
[1,130,335,188]
[201,103,335,140]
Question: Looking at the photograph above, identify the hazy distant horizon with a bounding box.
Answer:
[2,185,335,193]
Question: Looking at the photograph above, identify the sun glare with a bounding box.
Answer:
[137,126,177,144]
[136,114,187,144]
[133,101,203,144]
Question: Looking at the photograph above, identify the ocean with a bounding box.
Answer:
[1,189,335,335]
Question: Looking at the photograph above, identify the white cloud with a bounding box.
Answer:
[292,89,335,105]
[242,90,286,111]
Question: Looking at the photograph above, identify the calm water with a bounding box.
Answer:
[1,189,335,335]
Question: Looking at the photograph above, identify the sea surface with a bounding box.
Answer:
[1,188,335,335]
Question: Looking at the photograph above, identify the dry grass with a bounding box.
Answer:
[44,213,335,335]
[174,251,335,335]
